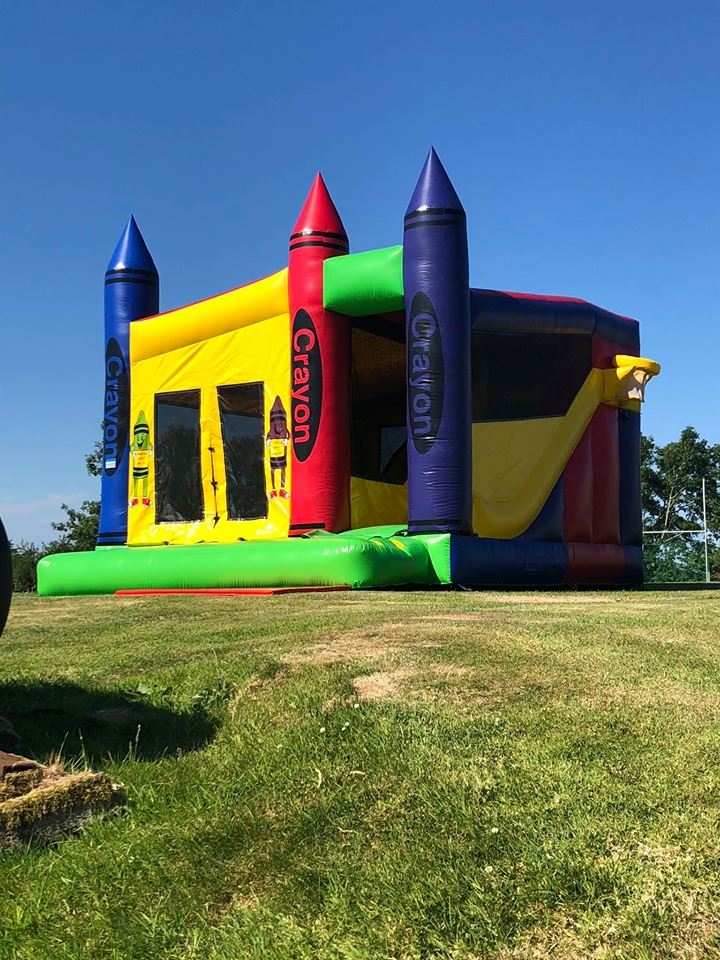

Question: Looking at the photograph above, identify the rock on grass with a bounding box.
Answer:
[0,752,125,849]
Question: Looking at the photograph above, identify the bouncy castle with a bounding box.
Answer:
[38,150,660,596]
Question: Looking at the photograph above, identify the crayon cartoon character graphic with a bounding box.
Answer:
[130,411,153,507]
[266,396,290,499]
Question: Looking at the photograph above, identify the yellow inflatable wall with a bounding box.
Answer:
[127,270,291,545]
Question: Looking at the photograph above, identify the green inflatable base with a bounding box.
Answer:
[37,528,452,597]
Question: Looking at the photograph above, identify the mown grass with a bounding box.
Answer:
[1,589,720,959]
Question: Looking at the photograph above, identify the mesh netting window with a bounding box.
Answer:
[471,333,592,422]
[218,383,267,521]
[154,390,204,523]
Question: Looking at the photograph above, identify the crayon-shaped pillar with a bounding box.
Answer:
[403,148,472,535]
[97,216,159,546]
[288,174,351,534]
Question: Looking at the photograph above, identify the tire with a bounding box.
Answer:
[0,519,12,636]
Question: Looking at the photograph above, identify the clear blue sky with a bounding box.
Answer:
[1,1,718,544]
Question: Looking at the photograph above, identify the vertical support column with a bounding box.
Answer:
[618,408,643,585]
[97,216,159,546]
[563,428,594,543]
[618,409,642,548]
[590,404,621,546]
[403,148,472,535]
[288,174,351,535]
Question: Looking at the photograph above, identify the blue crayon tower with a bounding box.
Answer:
[403,148,472,535]
[97,216,159,546]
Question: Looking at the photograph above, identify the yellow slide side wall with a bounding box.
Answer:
[350,370,606,538]
[472,368,605,539]
[350,476,407,528]
[131,269,288,363]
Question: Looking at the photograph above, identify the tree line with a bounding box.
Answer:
[10,443,102,591]
[8,426,720,590]
[642,427,719,581]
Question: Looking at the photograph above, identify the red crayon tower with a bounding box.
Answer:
[288,174,351,534]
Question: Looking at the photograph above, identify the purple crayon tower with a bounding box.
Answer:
[403,148,472,535]
[97,216,159,546]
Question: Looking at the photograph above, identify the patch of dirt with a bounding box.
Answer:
[480,594,683,612]
[498,906,720,960]
[352,668,416,702]
[281,614,534,667]
[418,613,503,622]
[580,678,720,714]
[352,665,482,703]
[281,623,412,666]
[6,596,119,630]
[428,664,479,678]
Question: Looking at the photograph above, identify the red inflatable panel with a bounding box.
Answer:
[564,543,625,584]
[116,587,351,597]
[502,291,586,304]
[563,428,593,543]
[593,336,632,368]
[288,174,351,535]
[591,405,620,545]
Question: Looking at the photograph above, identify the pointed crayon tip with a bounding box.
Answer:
[405,148,464,216]
[291,172,348,242]
[106,215,158,274]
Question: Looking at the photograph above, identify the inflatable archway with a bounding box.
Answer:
[38,150,660,595]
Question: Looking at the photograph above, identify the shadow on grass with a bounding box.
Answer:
[0,681,219,765]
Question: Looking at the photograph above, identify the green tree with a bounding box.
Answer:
[48,435,103,553]
[641,426,720,582]
[85,437,103,478]
[9,541,45,593]
[10,436,103,592]
[49,500,101,553]
[642,537,706,583]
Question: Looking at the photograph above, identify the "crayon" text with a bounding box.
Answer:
[291,310,322,461]
[407,293,444,454]
[103,337,129,475]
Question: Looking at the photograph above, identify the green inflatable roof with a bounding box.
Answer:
[323,245,404,316]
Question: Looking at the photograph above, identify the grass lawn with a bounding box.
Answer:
[1,589,720,959]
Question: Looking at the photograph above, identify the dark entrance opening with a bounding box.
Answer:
[217,382,267,520]
[350,314,407,485]
[471,333,592,422]
[155,389,204,523]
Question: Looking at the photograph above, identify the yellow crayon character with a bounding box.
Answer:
[130,411,153,507]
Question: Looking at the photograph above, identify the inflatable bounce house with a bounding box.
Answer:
[38,150,660,596]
